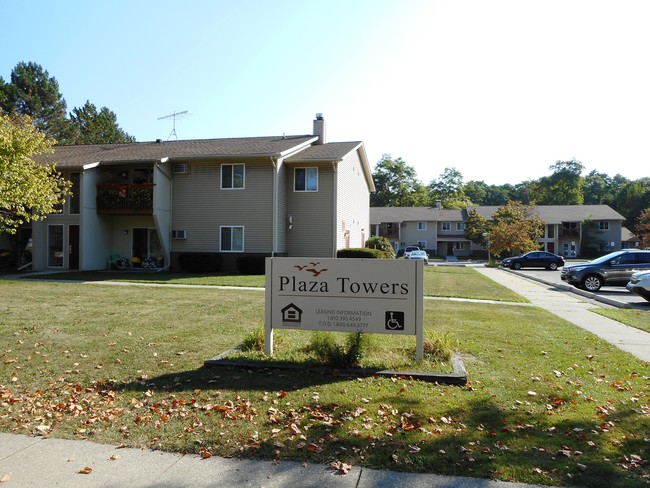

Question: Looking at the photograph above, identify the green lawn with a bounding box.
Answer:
[592,308,650,333]
[0,273,648,487]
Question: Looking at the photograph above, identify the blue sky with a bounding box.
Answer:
[2,0,649,185]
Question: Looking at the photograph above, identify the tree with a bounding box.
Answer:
[427,167,472,208]
[68,101,135,144]
[488,201,545,257]
[0,114,71,234]
[583,170,615,205]
[614,178,650,230]
[370,154,429,207]
[636,208,650,249]
[536,159,585,205]
[464,208,490,244]
[0,62,72,143]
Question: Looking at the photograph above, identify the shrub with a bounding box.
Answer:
[241,323,265,352]
[178,253,221,273]
[308,331,367,368]
[422,330,456,362]
[337,248,390,259]
[236,255,266,275]
[365,236,396,258]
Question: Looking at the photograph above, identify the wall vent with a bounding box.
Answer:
[173,163,189,174]
[171,230,187,239]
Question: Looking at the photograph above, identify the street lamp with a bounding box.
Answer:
[483,232,491,263]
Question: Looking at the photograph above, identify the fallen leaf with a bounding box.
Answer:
[330,461,352,474]
[78,467,93,475]
[0,474,11,483]
[109,454,120,461]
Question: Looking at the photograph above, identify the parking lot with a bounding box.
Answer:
[509,267,650,308]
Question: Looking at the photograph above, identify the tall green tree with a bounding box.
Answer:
[537,159,585,205]
[0,114,71,233]
[427,167,473,208]
[0,62,72,143]
[69,101,135,144]
[370,154,428,207]
[464,208,491,244]
[488,201,545,257]
[583,170,615,205]
[636,208,650,248]
[614,178,650,229]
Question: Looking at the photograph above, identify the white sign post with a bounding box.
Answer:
[265,257,424,362]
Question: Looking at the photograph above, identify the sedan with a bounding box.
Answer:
[407,250,429,264]
[501,251,565,271]
[626,270,650,302]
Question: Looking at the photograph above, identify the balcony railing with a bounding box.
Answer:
[96,183,154,215]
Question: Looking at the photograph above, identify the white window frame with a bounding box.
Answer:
[417,222,427,231]
[456,222,465,231]
[220,226,244,252]
[455,241,465,250]
[294,167,318,192]
[442,222,451,231]
[221,164,245,190]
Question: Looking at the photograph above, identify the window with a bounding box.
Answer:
[417,222,427,231]
[48,225,64,267]
[294,167,318,192]
[221,164,245,189]
[220,226,244,252]
[68,172,80,214]
[599,221,609,231]
[456,222,465,231]
[442,222,451,231]
[547,225,555,238]
[455,242,465,250]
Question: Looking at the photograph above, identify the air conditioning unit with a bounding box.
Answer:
[171,230,187,239]
[173,163,189,174]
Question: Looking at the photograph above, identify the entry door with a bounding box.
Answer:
[68,225,80,270]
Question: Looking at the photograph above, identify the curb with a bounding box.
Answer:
[499,267,630,308]
[204,349,468,385]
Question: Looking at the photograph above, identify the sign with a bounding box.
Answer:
[265,258,424,361]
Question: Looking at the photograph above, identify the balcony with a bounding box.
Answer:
[96,183,154,215]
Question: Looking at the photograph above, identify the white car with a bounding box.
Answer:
[407,250,429,264]
[626,270,650,302]
[403,246,420,258]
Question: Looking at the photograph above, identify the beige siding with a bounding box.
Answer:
[171,160,274,253]
[336,150,370,249]
[286,164,334,257]
[276,161,287,253]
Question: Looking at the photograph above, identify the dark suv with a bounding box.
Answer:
[560,249,650,291]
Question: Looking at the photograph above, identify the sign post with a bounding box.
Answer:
[265,258,424,362]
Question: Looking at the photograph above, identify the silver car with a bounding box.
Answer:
[407,250,429,264]
[626,270,650,302]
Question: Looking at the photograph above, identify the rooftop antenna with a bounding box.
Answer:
[157,110,188,141]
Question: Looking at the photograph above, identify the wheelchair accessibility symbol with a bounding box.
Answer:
[385,311,405,330]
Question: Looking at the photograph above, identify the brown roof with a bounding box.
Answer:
[371,204,626,224]
[38,135,319,168]
[284,142,362,162]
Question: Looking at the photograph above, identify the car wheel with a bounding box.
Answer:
[513,263,522,270]
[548,262,558,271]
[582,275,603,292]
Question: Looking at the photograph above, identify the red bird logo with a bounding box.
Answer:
[295,262,328,277]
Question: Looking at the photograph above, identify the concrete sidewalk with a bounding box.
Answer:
[0,433,547,488]
[476,267,650,362]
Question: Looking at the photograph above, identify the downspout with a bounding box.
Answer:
[332,161,338,257]
[271,156,278,256]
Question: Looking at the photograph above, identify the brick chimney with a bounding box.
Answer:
[313,113,326,145]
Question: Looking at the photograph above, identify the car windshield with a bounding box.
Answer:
[587,251,625,265]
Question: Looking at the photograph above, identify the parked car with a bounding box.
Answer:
[407,250,429,264]
[403,246,420,258]
[560,249,650,292]
[501,251,565,270]
[626,270,650,302]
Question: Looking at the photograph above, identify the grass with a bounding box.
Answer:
[592,308,650,333]
[27,265,527,303]
[1,274,648,487]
